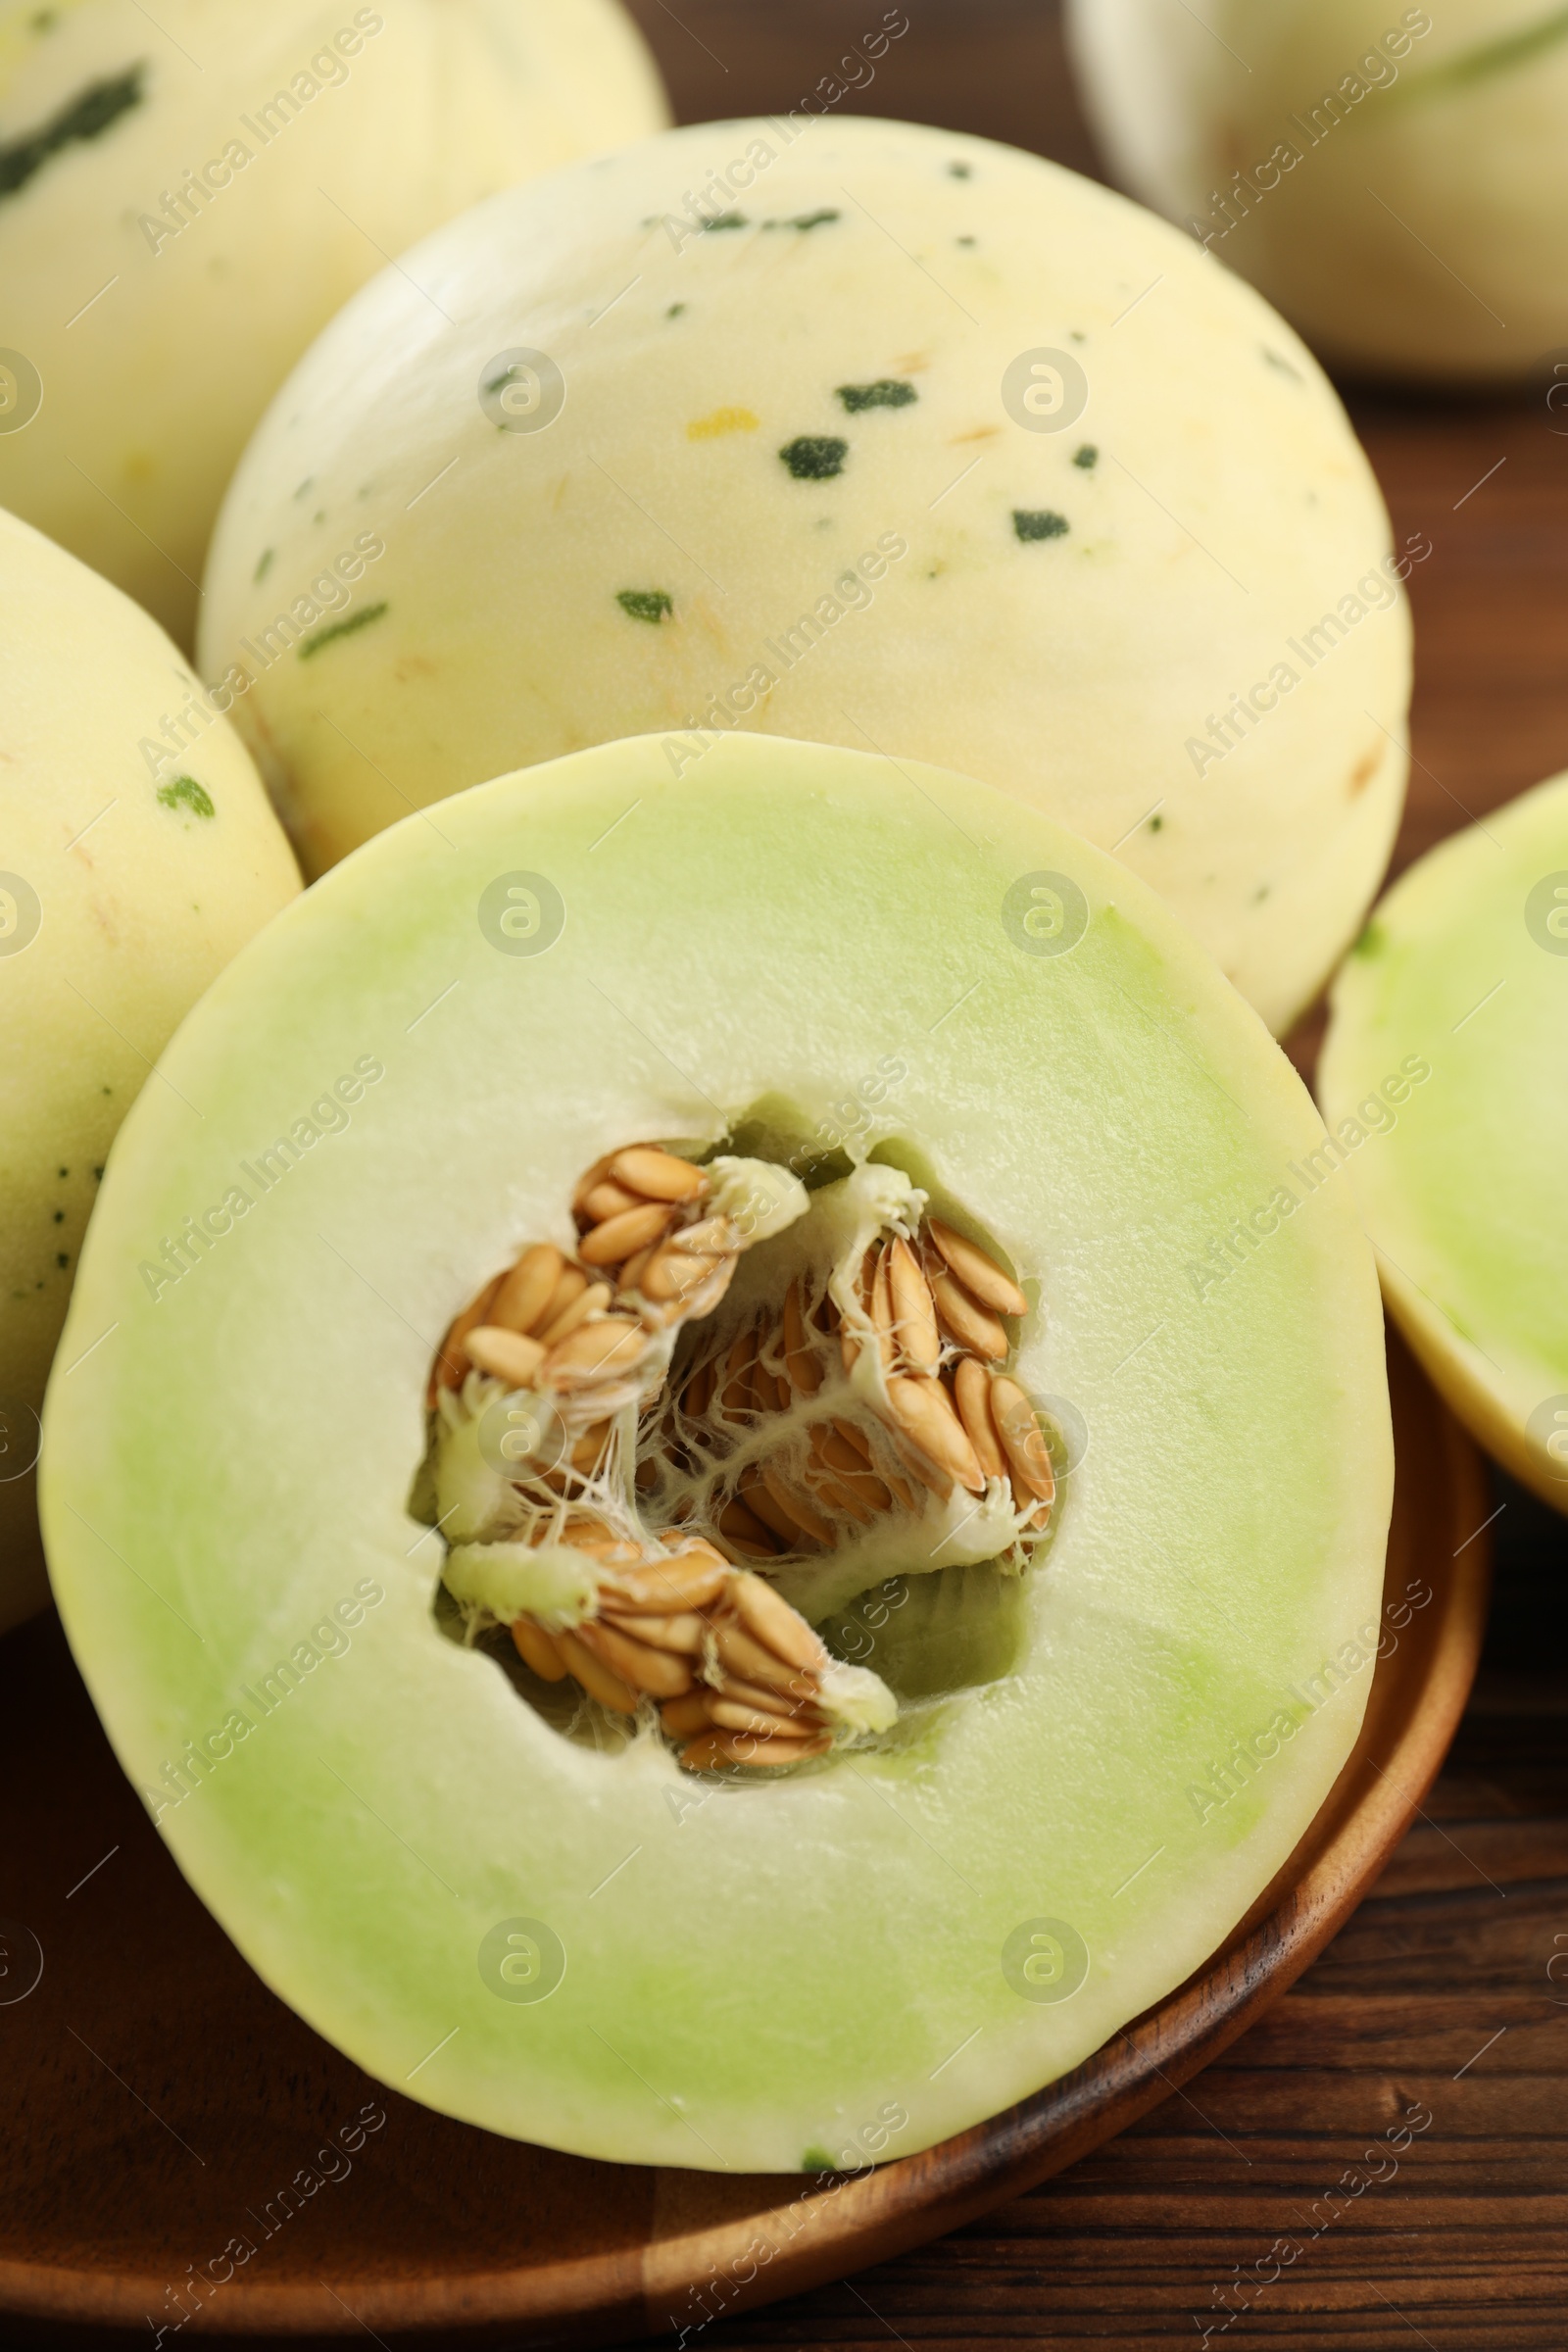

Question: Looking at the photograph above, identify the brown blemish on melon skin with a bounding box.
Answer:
[1349,750,1380,795]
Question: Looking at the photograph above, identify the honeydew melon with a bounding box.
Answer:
[1321,771,1568,1508]
[198,111,1410,1035]
[0,0,666,648]
[0,507,299,1635]
[1065,0,1568,383]
[41,732,1392,2170]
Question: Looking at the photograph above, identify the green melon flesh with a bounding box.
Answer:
[197,111,1409,1034]
[41,734,1391,2172]
[1322,769,1568,1507]
[0,508,300,1635]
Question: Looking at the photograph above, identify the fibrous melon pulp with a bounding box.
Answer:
[42,733,1392,2170]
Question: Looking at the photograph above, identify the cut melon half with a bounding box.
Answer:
[1322,769,1568,1508]
[41,734,1392,2172]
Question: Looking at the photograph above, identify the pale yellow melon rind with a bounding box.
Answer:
[199,111,1407,1033]
[0,507,300,1630]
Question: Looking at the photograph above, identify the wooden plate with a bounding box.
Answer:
[0,1321,1489,2347]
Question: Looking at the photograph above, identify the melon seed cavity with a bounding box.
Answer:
[417,1144,1058,1773]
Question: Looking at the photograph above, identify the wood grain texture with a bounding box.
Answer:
[3,3,1562,2343]
[612,4,1568,2343]
[0,1328,1484,2348]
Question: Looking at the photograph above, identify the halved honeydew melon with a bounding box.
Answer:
[41,733,1392,2171]
[1322,770,1568,1508]
[198,110,1410,1034]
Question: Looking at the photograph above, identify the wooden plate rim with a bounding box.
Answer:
[0,1341,1492,2342]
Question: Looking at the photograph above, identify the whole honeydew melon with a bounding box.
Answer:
[41,732,1392,2170]
[0,506,300,1635]
[0,0,666,647]
[1065,0,1568,383]
[198,112,1410,1036]
[1322,771,1568,1509]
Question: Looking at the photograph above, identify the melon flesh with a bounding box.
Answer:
[1321,769,1568,1507]
[41,734,1391,2171]
[198,111,1408,1033]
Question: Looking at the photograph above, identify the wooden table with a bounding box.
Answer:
[613,3,1568,2343]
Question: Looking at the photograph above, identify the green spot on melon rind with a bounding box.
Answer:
[0,64,145,201]
[1388,5,1568,103]
[156,776,216,819]
[837,379,917,413]
[1013,510,1070,543]
[298,603,389,661]
[780,436,848,481]
[615,589,673,623]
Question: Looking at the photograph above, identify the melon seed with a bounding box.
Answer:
[888,1236,941,1375]
[885,1374,986,1493]
[555,1628,639,1714]
[953,1356,1006,1482]
[728,1570,829,1671]
[464,1326,546,1386]
[537,1279,613,1348]
[429,1269,505,1403]
[927,1263,1008,1360]
[581,1178,643,1222]
[579,1200,675,1267]
[577,1618,693,1698]
[545,1316,646,1386]
[991,1376,1055,1503]
[611,1146,710,1202]
[511,1618,568,1681]
[537,1262,588,1334]
[491,1243,563,1337]
[781,1279,823,1394]
[927,1218,1028,1319]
